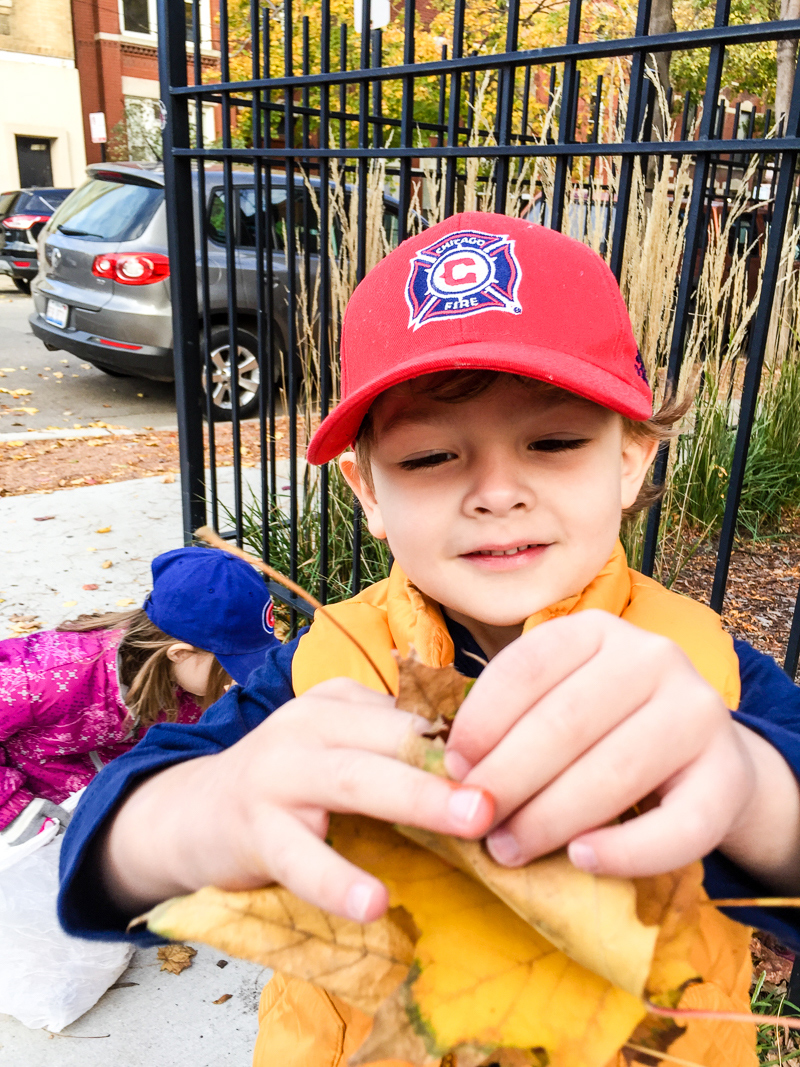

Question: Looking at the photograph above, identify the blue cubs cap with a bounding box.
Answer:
[143,546,278,686]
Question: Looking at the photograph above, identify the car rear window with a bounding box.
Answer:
[16,190,72,214]
[48,178,163,242]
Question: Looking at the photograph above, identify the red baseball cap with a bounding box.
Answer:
[307,212,652,464]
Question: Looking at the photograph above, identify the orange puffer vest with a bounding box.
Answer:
[252,542,754,1067]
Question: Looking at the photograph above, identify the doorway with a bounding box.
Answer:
[16,137,54,187]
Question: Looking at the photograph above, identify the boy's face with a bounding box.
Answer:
[341,376,656,640]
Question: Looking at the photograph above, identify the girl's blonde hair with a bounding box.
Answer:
[353,369,692,517]
[57,608,231,729]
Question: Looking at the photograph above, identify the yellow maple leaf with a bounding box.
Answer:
[331,813,649,1067]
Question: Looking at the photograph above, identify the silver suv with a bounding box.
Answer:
[30,162,401,420]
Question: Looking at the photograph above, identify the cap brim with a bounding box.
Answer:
[216,646,274,687]
[306,341,653,464]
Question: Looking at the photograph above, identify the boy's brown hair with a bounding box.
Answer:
[352,370,692,517]
[57,609,231,729]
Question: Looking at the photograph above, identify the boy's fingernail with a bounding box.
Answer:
[486,827,523,866]
[345,881,376,923]
[447,787,488,828]
[568,841,599,873]
[443,750,472,781]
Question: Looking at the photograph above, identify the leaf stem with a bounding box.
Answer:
[706,897,800,908]
[195,526,394,695]
[644,1000,800,1031]
[623,1042,705,1067]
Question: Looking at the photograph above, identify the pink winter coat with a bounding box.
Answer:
[0,628,202,830]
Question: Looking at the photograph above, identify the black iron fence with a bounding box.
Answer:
[156,0,800,670]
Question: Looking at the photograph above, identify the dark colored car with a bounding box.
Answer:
[0,188,72,293]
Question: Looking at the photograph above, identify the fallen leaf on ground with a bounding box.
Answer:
[83,583,98,591]
[95,526,111,534]
[116,598,136,606]
[750,933,794,986]
[101,560,113,569]
[140,885,415,1015]
[212,994,233,1004]
[157,943,197,974]
[33,515,55,522]
[7,614,41,636]
[162,472,175,483]
[62,600,77,608]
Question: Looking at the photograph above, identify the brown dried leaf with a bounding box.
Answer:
[212,993,233,1004]
[750,933,794,986]
[142,884,416,1015]
[157,943,197,974]
[395,648,472,725]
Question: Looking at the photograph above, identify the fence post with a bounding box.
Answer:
[157,0,206,543]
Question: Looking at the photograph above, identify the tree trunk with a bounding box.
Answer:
[775,0,800,128]
[649,0,676,141]
[773,0,800,365]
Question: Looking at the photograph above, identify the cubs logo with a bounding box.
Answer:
[263,600,275,634]
[405,230,523,332]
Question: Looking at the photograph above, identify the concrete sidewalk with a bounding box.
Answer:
[0,469,270,1066]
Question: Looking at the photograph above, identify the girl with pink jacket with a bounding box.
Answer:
[0,546,278,839]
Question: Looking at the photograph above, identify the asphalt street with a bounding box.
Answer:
[0,276,177,433]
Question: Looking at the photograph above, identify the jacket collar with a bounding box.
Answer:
[384,540,631,667]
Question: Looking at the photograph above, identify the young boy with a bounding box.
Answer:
[60,214,800,1066]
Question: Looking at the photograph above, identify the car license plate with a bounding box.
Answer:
[45,300,69,329]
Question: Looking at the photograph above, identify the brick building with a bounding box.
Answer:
[72,0,220,164]
[0,0,86,189]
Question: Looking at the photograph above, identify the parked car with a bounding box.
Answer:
[29,162,404,420]
[0,187,72,293]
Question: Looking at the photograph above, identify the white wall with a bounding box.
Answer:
[0,51,87,190]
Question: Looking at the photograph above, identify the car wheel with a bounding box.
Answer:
[202,325,281,422]
[12,278,30,295]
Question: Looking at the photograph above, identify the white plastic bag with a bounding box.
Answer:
[0,835,134,1031]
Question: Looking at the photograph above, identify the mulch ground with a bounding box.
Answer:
[668,519,800,664]
[0,418,300,496]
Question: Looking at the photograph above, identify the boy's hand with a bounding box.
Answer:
[102,678,494,922]
[446,611,800,890]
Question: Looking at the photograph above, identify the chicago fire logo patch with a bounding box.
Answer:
[405,229,523,331]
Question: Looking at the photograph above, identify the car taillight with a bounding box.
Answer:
[91,252,170,285]
[2,214,49,230]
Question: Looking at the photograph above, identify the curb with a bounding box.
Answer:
[0,425,179,444]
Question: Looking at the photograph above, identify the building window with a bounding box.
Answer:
[124,97,162,161]
[737,106,754,140]
[122,0,150,34]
